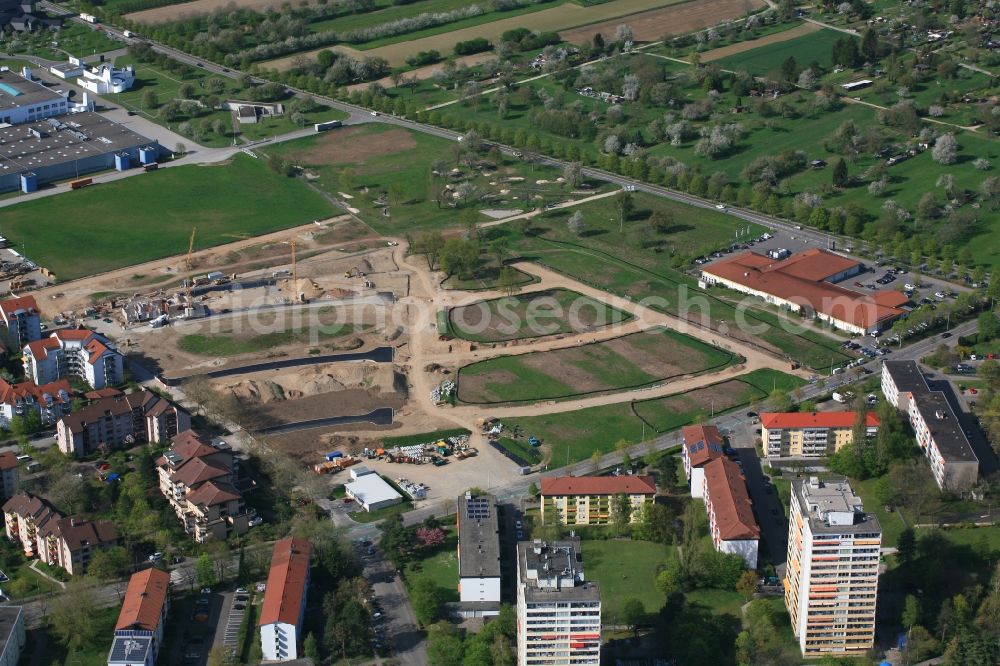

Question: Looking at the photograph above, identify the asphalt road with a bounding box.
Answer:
[257,407,394,434]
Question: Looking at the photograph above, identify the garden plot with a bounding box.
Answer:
[456,327,734,404]
[447,288,633,342]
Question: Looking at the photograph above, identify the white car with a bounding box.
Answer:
[715,204,726,210]
[248,516,264,527]
[148,552,163,562]
[904,283,915,290]
[935,291,947,299]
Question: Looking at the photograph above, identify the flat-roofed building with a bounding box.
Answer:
[0,607,25,666]
[516,538,600,665]
[681,424,725,498]
[0,70,67,125]
[882,360,979,491]
[540,476,656,525]
[702,457,759,568]
[761,411,879,459]
[344,474,402,512]
[259,538,311,662]
[701,249,906,335]
[108,568,170,666]
[784,477,881,657]
[457,492,501,614]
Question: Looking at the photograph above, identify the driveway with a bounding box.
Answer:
[359,542,427,665]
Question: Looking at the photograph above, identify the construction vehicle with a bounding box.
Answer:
[344,267,364,278]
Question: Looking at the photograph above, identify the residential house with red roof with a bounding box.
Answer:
[700,249,906,335]
[56,390,190,458]
[0,377,71,431]
[540,475,657,525]
[0,296,41,352]
[0,452,17,501]
[22,328,124,390]
[156,431,248,542]
[761,412,879,459]
[701,457,759,568]
[108,568,170,666]
[681,424,725,499]
[2,491,117,575]
[259,538,312,662]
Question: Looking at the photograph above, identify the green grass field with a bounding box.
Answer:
[581,539,669,621]
[383,428,471,447]
[633,369,805,432]
[1,155,334,280]
[447,288,633,342]
[403,528,460,602]
[264,123,576,234]
[5,23,122,60]
[504,368,801,466]
[457,327,734,404]
[716,29,849,77]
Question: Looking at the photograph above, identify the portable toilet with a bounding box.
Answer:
[19,172,36,193]
[139,145,157,165]
[114,152,131,171]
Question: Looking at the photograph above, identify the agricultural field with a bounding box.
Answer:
[262,123,593,234]
[457,327,734,404]
[447,287,633,342]
[714,27,845,76]
[0,155,334,280]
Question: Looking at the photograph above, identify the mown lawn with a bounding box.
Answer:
[505,402,646,467]
[581,539,669,622]
[383,428,471,447]
[403,528,460,602]
[0,155,334,280]
[715,28,849,77]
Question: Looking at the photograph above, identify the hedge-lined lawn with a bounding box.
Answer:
[0,155,334,280]
[448,288,633,342]
[505,402,646,466]
[457,327,734,404]
[581,539,669,621]
[403,528,460,602]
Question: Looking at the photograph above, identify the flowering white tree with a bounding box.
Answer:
[932,133,958,165]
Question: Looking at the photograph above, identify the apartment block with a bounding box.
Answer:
[0,607,25,666]
[762,412,879,459]
[516,539,601,666]
[702,457,759,569]
[784,477,881,658]
[0,296,41,352]
[56,391,190,458]
[156,431,248,543]
[456,492,501,614]
[0,453,17,501]
[681,424,725,499]
[108,568,170,666]
[2,492,117,576]
[23,328,124,390]
[259,538,312,662]
[0,378,72,430]
[882,360,979,491]
[540,476,656,525]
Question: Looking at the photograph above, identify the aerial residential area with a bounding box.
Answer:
[0,0,998,664]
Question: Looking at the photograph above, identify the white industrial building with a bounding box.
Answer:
[457,492,501,615]
[78,64,135,95]
[516,539,601,665]
[344,473,402,512]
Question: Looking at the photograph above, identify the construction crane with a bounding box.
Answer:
[184,227,197,317]
[186,227,197,270]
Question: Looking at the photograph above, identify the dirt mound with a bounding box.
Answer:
[220,362,399,405]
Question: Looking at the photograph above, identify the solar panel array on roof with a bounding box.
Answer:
[465,497,491,520]
[108,635,153,664]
